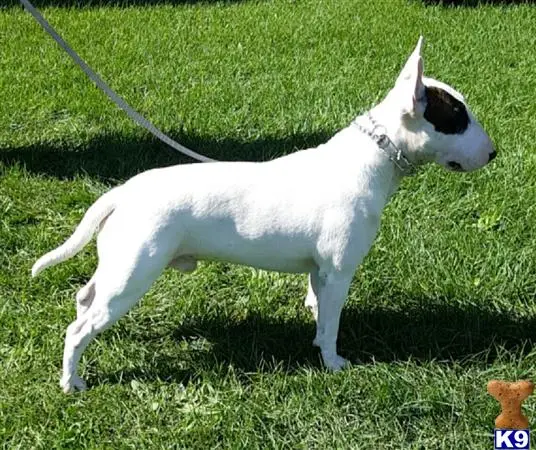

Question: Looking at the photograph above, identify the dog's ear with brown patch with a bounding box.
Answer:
[395,36,425,117]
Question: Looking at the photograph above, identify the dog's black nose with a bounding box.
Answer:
[488,151,497,162]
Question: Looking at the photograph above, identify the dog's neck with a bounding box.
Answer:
[352,112,415,176]
[329,104,428,205]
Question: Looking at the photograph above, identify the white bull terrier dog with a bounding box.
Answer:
[32,37,496,393]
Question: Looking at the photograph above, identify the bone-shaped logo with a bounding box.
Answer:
[487,380,534,429]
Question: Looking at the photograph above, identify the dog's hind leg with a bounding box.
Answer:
[75,276,96,319]
[61,289,137,393]
[304,271,319,322]
[60,245,171,393]
[61,271,160,393]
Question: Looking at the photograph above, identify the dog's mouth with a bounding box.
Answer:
[447,161,464,172]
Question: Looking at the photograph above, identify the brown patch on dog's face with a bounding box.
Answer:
[424,86,470,135]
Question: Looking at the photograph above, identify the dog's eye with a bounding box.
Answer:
[447,161,463,171]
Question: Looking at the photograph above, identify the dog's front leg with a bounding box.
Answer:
[312,269,352,371]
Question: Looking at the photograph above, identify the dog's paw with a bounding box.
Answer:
[60,374,87,393]
[322,354,350,372]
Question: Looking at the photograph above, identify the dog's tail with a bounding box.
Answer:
[31,187,121,277]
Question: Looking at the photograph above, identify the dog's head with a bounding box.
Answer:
[382,37,495,172]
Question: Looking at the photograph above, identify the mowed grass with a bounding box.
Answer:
[3,0,536,447]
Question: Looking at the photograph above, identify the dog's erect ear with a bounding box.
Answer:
[395,36,425,116]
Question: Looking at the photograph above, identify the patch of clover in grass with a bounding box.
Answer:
[472,209,505,233]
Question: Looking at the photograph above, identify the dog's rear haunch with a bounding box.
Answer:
[33,37,495,393]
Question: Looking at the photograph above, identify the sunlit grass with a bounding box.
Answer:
[2,0,536,447]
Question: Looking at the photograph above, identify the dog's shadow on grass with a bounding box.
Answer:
[0,130,333,182]
[99,299,536,387]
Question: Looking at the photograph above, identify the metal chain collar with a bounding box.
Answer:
[352,114,416,175]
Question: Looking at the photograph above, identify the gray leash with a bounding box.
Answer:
[19,0,217,163]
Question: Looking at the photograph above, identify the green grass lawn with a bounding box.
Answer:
[3,0,536,447]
